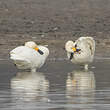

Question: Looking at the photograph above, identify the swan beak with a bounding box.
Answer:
[72,47,77,52]
[72,47,81,53]
[34,47,44,55]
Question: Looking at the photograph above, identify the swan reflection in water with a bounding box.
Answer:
[11,72,49,102]
[66,70,95,105]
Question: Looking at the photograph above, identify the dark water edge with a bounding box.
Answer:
[0,58,110,110]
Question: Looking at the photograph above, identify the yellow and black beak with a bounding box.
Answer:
[34,47,44,55]
[72,47,81,53]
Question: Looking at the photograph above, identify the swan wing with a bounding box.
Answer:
[10,46,43,69]
[76,37,95,55]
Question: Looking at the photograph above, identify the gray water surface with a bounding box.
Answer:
[0,59,110,110]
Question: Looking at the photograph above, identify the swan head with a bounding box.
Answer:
[65,40,81,60]
[65,40,77,53]
[25,41,44,55]
[25,41,37,49]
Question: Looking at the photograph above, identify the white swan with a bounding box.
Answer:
[10,41,49,72]
[65,37,95,70]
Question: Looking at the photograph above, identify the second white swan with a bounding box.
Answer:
[65,37,95,70]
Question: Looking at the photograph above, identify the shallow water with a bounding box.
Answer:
[0,59,110,110]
